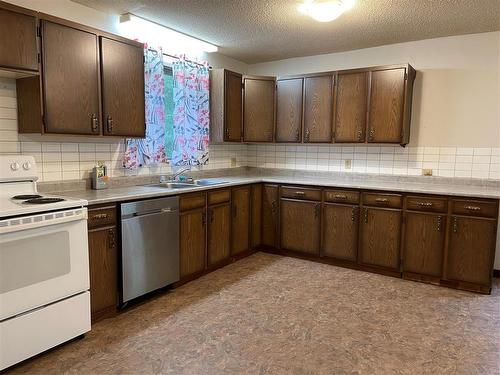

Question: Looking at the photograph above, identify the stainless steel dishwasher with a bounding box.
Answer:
[120,196,179,304]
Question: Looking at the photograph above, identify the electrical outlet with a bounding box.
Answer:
[422,168,433,176]
[231,158,237,167]
[344,159,352,170]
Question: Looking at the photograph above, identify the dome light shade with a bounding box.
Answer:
[298,0,355,22]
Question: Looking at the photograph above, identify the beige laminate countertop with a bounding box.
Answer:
[57,174,500,205]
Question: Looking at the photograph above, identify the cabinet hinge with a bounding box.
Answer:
[241,82,245,90]
[404,71,408,80]
[36,26,41,37]
[37,53,40,64]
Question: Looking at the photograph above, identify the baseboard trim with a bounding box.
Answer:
[494,269,500,278]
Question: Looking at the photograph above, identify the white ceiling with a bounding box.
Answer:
[72,0,500,64]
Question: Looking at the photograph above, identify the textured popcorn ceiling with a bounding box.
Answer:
[72,0,500,63]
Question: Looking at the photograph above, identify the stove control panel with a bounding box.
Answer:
[0,155,38,182]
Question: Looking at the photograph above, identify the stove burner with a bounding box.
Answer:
[24,197,66,204]
[12,194,43,200]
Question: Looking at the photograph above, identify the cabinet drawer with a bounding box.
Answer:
[88,206,116,229]
[208,189,230,205]
[180,193,206,212]
[406,196,447,213]
[324,189,359,204]
[281,186,321,201]
[363,192,402,208]
[451,199,498,218]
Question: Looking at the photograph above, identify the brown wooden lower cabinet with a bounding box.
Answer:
[180,207,206,278]
[322,203,358,261]
[231,185,251,255]
[358,207,401,271]
[445,215,497,287]
[251,184,263,248]
[87,204,118,322]
[207,203,231,267]
[262,184,279,248]
[280,198,321,255]
[402,212,445,278]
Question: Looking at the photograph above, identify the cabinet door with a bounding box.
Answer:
[445,216,496,286]
[403,212,445,277]
[207,204,231,266]
[262,184,279,248]
[243,77,275,142]
[100,37,145,137]
[232,186,251,255]
[180,208,206,278]
[303,75,333,143]
[88,226,117,317]
[276,78,303,142]
[280,199,321,255]
[251,184,262,249]
[367,68,405,143]
[334,72,368,142]
[322,203,358,261]
[359,207,401,270]
[224,70,242,141]
[0,7,38,71]
[41,20,100,135]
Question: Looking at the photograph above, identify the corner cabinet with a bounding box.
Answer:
[14,14,145,137]
[242,75,276,142]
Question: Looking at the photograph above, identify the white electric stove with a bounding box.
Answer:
[0,155,91,370]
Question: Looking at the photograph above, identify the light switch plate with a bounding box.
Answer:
[422,168,433,176]
[231,158,237,167]
[344,159,352,169]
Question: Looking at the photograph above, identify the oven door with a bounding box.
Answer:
[0,208,89,321]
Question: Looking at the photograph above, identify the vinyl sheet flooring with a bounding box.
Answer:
[8,252,500,375]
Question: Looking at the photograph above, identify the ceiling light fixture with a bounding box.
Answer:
[118,13,218,56]
[298,0,355,22]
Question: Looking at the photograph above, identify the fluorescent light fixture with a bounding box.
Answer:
[298,0,355,22]
[118,13,218,55]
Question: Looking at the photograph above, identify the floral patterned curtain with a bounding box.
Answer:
[171,58,210,166]
[123,47,167,169]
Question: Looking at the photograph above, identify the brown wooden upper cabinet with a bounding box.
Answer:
[41,19,101,135]
[303,74,334,143]
[243,76,276,142]
[367,65,415,145]
[333,71,369,143]
[210,69,242,142]
[276,78,303,143]
[15,13,145,137]
[100,37,145,137]
[0,3,38,72]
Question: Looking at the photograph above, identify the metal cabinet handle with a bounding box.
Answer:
[334,194,347,200]
[225,128,230,139]
[107,115,114,134]
[368,128,374,141]
[295,129,300,141]
[295,191,305,196]
[437,215,442,232]
[417,202,433,207]
[314,203,321,219]
[464,205,481,211]
[108,228,115,248]
[375,198,389,203]
[92,213,108,220]
[357,129,363,141]
[452,216,458,233]
[304,129,310,142]
[351,206,358,222]
[364,208,369,223]
[271,200,277,215]
[90,113,99,132]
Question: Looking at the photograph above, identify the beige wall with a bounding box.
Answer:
[249,32,500,148]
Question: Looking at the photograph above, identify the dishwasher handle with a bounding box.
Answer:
[122,207,177,219]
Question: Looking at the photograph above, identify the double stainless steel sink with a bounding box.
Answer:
[146,178,228,190]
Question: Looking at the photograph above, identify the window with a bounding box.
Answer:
[163,65,174,160]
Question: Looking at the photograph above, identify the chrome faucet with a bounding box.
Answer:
[160,167,191,183]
